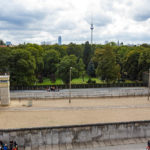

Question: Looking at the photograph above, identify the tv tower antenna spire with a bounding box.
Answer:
[90,15,94,45]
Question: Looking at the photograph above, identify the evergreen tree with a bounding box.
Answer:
[83,41,92,69]
[87,59,95,77]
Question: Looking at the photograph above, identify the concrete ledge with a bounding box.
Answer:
[0,120,150,149]
[0,120,149,131]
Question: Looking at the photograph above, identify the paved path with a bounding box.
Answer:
[10,87,148,99]
[1,103,150,111]
[49,138,148,150]
[91,143,145,150]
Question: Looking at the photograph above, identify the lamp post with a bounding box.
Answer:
[69,67,72,103]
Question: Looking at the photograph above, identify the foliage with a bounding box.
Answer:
[124,49,140,80]
[0,47,11,73]
[87,59,95,77]
[66,43,82,58]
[9,49,36,86]
[43,49,60,82]
[87,78,96,84]
[0,40,5,45]
[57,55,78,84]
[0,39,149,86]
[83,41,92,69]
[95,45,120,83]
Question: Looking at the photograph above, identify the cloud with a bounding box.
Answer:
[133,11,150,22]
[0,0,150,44]
[129,0,150,22]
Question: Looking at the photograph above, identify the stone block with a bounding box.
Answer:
[3,132,9,144]
[76,130,92,142]
[59,131,73,144]
[51,131,59,145]
[91,126,102,139]
[24,133,31,147]
[45,130,52,145]
[31,130,42,147]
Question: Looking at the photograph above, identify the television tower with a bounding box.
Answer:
[90,16,94,45]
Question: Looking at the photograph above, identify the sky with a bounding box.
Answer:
[0,0,150,45]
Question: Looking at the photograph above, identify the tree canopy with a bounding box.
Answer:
[0,41,149,85]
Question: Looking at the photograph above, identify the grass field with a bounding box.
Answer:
[36,77,136,85]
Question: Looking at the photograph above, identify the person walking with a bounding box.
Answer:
[3,144,8,150]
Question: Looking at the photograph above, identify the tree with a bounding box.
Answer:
[0,40,5,45]
[95,45,120,83]
[0,47,11,73]
[87,59,95,78]
[57,55,78,84]
[43,50,60,82]
[124,49,140,80]
[9,49,36,86]
[66,43,82,58]
[138,48,150,80]
[77,58,85,81]
[83,41,92,69]
[26,45,44,82]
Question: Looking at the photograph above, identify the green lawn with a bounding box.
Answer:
[36,77,137,86]
[71,77,103,84]
[36,78,63,85]
[36,77,103,85]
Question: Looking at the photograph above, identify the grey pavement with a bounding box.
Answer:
[52,138,147,150]
[10,87,148,99]
[90,143,145,150]
[1,103,150,111]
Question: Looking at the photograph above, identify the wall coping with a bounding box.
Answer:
[0,120,150,132]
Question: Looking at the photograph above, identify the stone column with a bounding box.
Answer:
[0,75,10,106]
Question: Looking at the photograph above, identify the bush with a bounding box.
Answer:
[87,78,96,84]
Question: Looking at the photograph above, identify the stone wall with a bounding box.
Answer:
[0,75,10,106]
[0,121,150,149]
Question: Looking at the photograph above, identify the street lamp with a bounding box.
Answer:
[69,67,72,103]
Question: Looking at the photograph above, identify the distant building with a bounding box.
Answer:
[58,36,62,45]
[6,41,12,46]
[105,41,109,45]
[127,44,135,47]
[41,41,51,45]
[117,40,120,46]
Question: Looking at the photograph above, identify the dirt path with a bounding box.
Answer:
[0,96,150,129]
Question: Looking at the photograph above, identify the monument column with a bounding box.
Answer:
[0,75,10,106]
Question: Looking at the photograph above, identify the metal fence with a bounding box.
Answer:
[10,83,147,91]
[10,87,149,99]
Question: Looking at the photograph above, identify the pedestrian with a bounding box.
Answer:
[3,144,8,150]
[146,140,150,150]
[13,141,18,150]
[9,141,13,150]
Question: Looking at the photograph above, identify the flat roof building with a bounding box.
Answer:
[58,36,62,45]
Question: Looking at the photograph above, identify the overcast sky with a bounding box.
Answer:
[0,0,150,45]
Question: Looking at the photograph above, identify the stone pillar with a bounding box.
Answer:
[0,75,10,106]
